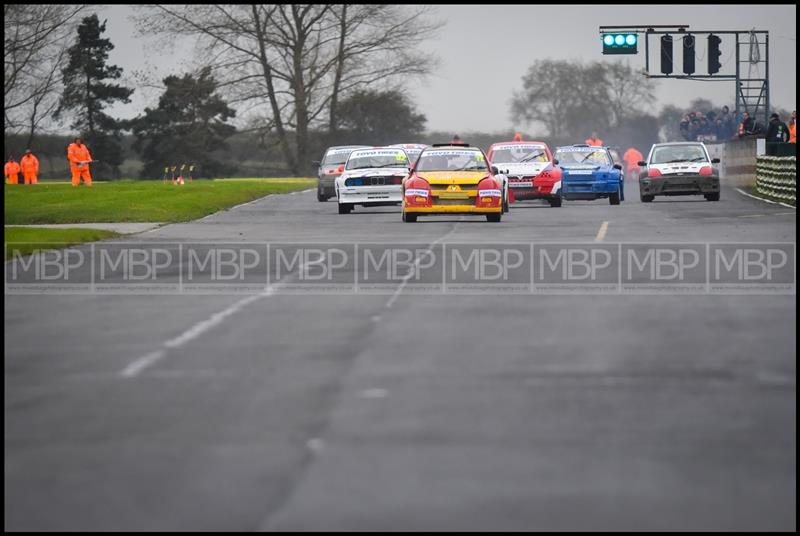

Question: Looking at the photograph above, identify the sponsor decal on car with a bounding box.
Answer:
[405,189,429,197]
[478,189,502,197]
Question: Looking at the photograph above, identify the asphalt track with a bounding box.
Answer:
[4,182,796,530]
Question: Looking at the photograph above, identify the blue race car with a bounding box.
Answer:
[553,144,624,205]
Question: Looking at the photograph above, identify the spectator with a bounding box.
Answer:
[450,134,463,145]
[765,112,790,155]
[737,111,761,137]
[718,105,735,139]
[789,110,796,144]
[679,114,691,141]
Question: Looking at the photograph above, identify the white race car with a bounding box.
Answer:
[389,143,429,166]
[335,147,411,214]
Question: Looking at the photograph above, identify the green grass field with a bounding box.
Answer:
[4,227,121,260]
[4,178,316,224]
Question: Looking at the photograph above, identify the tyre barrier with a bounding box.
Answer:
[755,155,796,204]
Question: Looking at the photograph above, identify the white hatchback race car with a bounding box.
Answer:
[335,147,411,214]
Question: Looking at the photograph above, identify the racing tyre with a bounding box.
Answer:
[640,194,654,203]
[704,192,720,201]
[549,196,562,208]
[402,212,417,223]
[317,189,327,202]
[609,191,620,205]
[338,203,353,214]
[486,213,502,222]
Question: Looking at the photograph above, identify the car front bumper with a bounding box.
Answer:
[403,205,502,214]
[640,174,720,196]
[338,186,403,204]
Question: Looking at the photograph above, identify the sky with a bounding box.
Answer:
[98,4,796,135]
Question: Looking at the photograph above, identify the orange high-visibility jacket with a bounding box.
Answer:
[20,154,39,174]
[5,161,21,177]
[585,137,604,147]
[623,148,644,170]
[790,122,797,144]
[67,143,92,169]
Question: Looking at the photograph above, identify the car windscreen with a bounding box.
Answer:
[490,144,548,164]
[416,149,489,172]
[345,149,409,170]
[554,148,611,166]
[650,145,708,164]
[322,148,361,166]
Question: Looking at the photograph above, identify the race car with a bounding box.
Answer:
[335,147,411,214]
[638,142,721,202]
[314,145,369,201]
[486,139,562,208]
[553,144,624,205]
[389,143,429,166]
[402,144,504,222]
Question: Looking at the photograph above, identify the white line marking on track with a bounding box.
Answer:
[384,222,461,309]
[120,264,307,378]
[735,188,796,209]
[121,350,167,378]
[595,221,609,242]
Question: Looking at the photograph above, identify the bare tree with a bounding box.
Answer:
[604,61,655,127]
[134,4,441,174]
[4,4,87,143]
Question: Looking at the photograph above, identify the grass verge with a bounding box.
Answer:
[4,178,316,224]
[5,227,120,260]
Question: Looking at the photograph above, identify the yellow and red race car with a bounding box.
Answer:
[402,143,504,222]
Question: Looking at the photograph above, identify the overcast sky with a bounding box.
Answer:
[100,4,796,134]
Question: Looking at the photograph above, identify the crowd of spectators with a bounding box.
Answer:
[679,105,737,142]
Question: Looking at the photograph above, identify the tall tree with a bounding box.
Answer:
[132,67,236,179]
[4,4,88,145]
[336,89,427,144]
[55,14,133,179]
[134,4,441,175]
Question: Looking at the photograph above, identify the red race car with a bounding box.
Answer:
[487,137,563,207]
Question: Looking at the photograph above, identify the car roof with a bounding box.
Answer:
[490,140,549,147]
[555,144,609,150]
[422,144,483,151]
[326,145,370,152]
[650,142,706,147]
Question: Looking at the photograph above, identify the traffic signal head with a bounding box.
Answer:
[708,34,722,74]
[602,33,638,54]
[660,35,673,74]
[682,34,695,75]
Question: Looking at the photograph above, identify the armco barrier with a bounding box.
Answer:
[756,155,796,204]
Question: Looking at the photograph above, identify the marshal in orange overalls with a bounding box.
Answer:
[20,152,39,184]
[5,159,21,184]
[67,141,92,186]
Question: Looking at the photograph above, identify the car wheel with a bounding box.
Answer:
[549,196,562,207]
[640,194,654,203]
[704,192,720,201]
[317,187,326,202]
[486,213,502,222]
[338,203,353,214]
[402,212,417,223]
[609,191,620,205]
